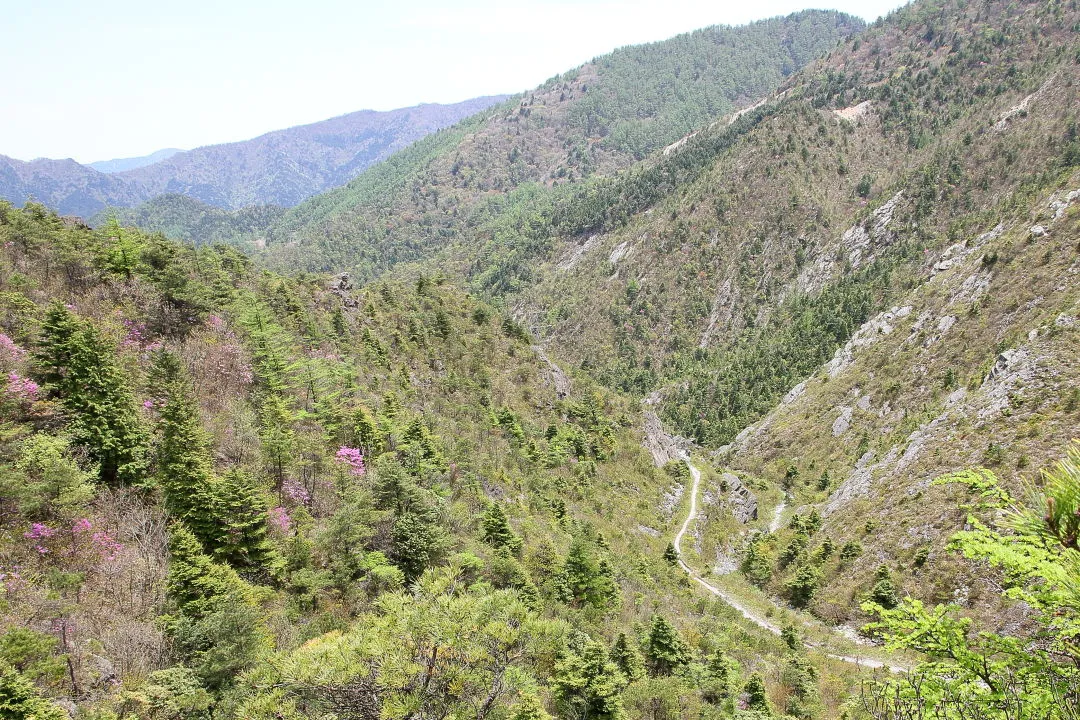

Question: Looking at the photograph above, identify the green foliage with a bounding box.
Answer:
[742,533,774,585]
[164,525,258,620]
[643,615,690,676]
[784,563,821,608]
[237,562,551,720]
[555,536,620,610]
[155,358,275,572]
[665,250,908,446]
[610,632,646,683]
[0,662,66,720]
[34,302,148,485]
[0,630,65,689]
[372,455,449,581]
[481,502,523,554]
[869,564,899,609]
[743,673,771,715]
[864,444,1080,719]
[781,654,821,720]
[0,434,94,518]
[553,637,627,720]
[117,666,213,720]
[702,650,740,703]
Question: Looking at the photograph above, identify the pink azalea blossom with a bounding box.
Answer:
[91,531,123,561]
[24,522,55,554]
[72,518,93,534]
[283,477,311,505]
[268,506,292,534]
[6,372,38,400]
[0,334,25,360]
[335,447,366,476]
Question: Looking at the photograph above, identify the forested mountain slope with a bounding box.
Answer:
[246,10,864,278]
[0,203,876,719]
[0,97,505,217]
[473,0,1080,641]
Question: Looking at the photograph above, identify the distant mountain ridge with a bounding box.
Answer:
[88,148,184,173]
[0,96,508,217]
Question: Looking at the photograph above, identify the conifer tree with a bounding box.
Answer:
[610,632,646,682]
[352,406,380,455]
[0,662,66,720]
[744,673,771,714]
[705,650,739,699]
[869,564,899,609]
[552,639,626,720]
[35,302,148,485]
[556,537,619,609]
[644,614,691,676]
[482,502,523,554]
[510,693,551,720]
[165,525,254,619]
[156,359,215,523]
[211,468,275,572]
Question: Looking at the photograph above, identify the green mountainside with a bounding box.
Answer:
[136,10,863,275]
[0,204,818,718]
[3,0,1080,718]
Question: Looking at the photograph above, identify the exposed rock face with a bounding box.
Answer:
[832,406,853,437]
[718,472,758,523]
[533,346,572,399]
[642,409,691,467]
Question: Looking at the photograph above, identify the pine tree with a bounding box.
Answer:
[744,673,771,714]
[482,503,523,554]
[869,564,899,609]
[556,537,619,609]
[211,468,275,572]
[663,542,679,564]
[35,302,148,485]
[352,406,380,455]
[705,650,739,699]
[165,525,254,619]
[157,364,215,523]
[0,662,66,720]
[609,632,645,682]
[510,694,551,720]
[552,639,626,720]
[644,614,690,676]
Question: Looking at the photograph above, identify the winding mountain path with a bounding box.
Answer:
[673,460,907,673]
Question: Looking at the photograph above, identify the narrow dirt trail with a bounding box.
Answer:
[673,460,907,673]
[768,495,789,533]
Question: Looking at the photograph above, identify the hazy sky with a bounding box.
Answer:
[1,0,907,163]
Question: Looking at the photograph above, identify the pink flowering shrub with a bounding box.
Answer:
[0,565,24,593]
[283,477,311,506]
[268,506,292,534]
[120,319,148,349]
[25,519,124,561]
[24,522,56,554]
[90,531,124,561]
[0,333,26,362]
[6,372,39,401]
[335,447,366,476]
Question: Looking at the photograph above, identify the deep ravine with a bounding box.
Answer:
[673,460,908,673]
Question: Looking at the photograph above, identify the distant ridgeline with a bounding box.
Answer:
[0,96,508,217]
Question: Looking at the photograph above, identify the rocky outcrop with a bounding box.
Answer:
[717,472,758,523]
